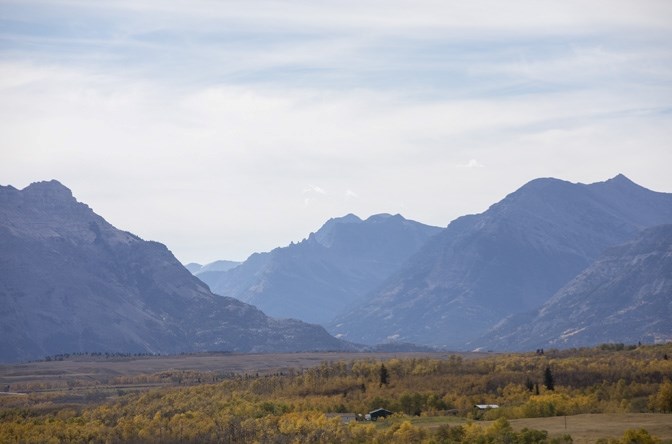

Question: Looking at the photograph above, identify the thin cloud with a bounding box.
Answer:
[345,189,359,199]
[457,159,485,169]
[303,185,327,195]
[1,1,671,262]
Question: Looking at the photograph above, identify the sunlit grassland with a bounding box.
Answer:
[1,344,671,442]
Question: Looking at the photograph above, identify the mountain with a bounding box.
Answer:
[473,224,672,350]
[186,260,241,278]
[184,262,204,273]
[329,175,672,348]
[199,213,443,324]
[0,181,353,363]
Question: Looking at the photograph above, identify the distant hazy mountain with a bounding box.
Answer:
[184,262,204,273]
[186,260,241,277]
[329,175,672,348]
[199,214,442,324]
[473,224,672,350]
[0,181,353,363]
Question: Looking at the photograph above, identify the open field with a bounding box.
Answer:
[0,351,482,394]
[508,413,672,443]
[1,346,671,442]
[396,413,672,443]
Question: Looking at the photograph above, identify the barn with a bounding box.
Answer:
[365,408,393,421]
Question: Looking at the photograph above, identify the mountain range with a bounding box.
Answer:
[197,213,442,324]
[0,181,353,362]
[3,174,671,362]
[189,174,672,351]
[328,174,672,348]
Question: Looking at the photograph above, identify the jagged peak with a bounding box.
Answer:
[315,214,362,234]
[25,179,70,191]
[610,173,631,182]
[599,173,639,188]
[587,174,657,196]
[23,180,74,201]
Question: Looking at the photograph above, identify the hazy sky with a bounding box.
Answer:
[2,1,671,263]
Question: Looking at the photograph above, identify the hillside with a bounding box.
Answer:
[473,224,672,350]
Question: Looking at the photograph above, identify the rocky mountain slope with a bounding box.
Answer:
[329,175,672,348]
[473,224,672,350]
[0,181,352,363]
[198,214,442,324]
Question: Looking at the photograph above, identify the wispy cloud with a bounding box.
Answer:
[1,0,671,262]
[457,159,485,169]
[303,185,327,195]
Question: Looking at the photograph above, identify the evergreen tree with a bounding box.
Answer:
[544,365,555,391]
[525,377,534,392]
[379,364,389,387]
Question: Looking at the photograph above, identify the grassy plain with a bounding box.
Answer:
[379,413,672,443]
[0,351,480,407]
[0,351,476,387]
[506,414,672,443]
[1,346,670,442]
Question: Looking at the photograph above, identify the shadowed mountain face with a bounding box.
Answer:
[198,214,443,324]
[0,181,352,363]
[329,175,672,348]
[473,224,672,350]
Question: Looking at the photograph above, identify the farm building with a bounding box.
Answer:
[473,404,500,419]
[365,408,393,421]
[474,404,499,410]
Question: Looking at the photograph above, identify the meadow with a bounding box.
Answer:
[0,345,670,443]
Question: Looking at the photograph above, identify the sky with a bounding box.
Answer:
[1,1,671,264]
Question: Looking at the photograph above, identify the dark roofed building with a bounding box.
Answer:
[365,408,393,421]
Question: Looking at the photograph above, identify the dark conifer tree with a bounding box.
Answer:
[379,364,389,387]
[544,365,555,391]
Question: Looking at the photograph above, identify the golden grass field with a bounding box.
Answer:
[405,413,672,443]
[0,351,480,394]
[1,349,671,443]
[507,414,672,443]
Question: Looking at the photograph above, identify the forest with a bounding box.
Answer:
[0,344,671,443]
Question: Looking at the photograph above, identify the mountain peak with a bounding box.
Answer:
[337,213,363,223]
[610,173,630,182]
[366,213,405,222]
[25,179,71,192]
[23,180,75,203]
[313,214,362,246]
[599,173,641,189]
